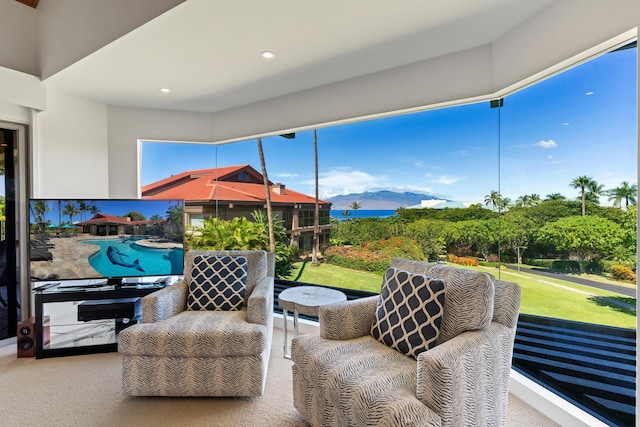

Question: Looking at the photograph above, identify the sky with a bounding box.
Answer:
[141,45,637,207]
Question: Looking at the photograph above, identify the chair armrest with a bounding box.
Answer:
[141,280,188,323]
[416,323,515,425]
[319,295,379,340]
[247,275,274,326]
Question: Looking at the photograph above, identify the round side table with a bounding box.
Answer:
[278,285,347,358]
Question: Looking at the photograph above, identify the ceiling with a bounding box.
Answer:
[43,0,556,114]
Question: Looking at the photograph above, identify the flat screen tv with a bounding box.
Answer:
[29,199,185,285]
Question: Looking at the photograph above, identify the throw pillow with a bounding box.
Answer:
[371,267,446,358]
[187,255,248,311]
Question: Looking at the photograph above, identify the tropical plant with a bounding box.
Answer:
[164,203,183,236]
[570,175,595,216]
[30,200,51,232]
[585,180,606,205]
[545,193,566,201]
[349,201,361,218]
[62,202,79,225]
[123,211,146,221]
[537,215,622,274]
[608,181,637,209]
[515,193,541,207]
[484,190,501,212]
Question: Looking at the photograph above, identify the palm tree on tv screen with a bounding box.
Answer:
[62,202,79,226]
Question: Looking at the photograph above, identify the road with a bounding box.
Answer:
[504,265,636,298]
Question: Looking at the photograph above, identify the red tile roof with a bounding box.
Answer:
[142,165,330,206]
[76,213,153,226]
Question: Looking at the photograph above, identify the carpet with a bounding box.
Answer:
[0,329,557,427]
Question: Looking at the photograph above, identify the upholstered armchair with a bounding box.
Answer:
[291,259,521,426]
[119,250,275,397]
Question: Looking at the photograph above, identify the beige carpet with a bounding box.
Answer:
[0,329,558,427]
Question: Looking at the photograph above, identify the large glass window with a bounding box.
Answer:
[142,40,636,426]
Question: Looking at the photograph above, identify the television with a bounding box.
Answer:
[29,199,185,286]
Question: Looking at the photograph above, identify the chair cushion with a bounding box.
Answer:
[426,265,495,344]
[119,310,267,357]
[371,267,445,358]
[187,255,247,311]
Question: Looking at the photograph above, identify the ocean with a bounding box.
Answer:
[330,209,397,221]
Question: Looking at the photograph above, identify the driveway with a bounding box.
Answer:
[505,265,636,298]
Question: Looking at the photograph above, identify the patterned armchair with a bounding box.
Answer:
[291,259,521,426]
[119,250,275,397]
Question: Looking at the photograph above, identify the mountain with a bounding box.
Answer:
[326,191,442,210]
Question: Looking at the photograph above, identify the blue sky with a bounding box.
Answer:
[141,46,637,206]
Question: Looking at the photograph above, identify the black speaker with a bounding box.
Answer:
[16,316,49,358]
[16,316,35,358]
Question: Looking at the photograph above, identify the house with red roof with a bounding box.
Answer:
[142,165,332,253]
[76,213,153,236]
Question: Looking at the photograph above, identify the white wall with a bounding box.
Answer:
[34,87,109,197]
[0,0,37,76]
[106,106,216,198]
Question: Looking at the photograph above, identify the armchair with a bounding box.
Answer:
[291,260,521,426]
[119,250,275,397]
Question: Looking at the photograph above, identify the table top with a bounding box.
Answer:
[278,285,347,317]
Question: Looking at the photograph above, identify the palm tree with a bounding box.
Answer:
[608,181,637,209]
[62,202,79,225]
[257,138,275,253]
[31,200,51,232]
[586,181,605,206]
[545,193,566,201]
[570,175,595,216]
[527,194,541,206]
[484,190,501,212]
[164,203,183,235]
[341,210,351,219]
[312,129,320,265]
[349,201,361,218]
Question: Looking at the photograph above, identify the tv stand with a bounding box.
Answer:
[33,283,165,358]
[107,277,124,287]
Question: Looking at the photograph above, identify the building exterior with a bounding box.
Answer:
[141,165,332,253]
[76,213,153,236]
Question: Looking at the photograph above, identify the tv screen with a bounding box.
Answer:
[29,199,184,284]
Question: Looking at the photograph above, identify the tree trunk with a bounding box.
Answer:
[312,129,320,265]
[257,138,275,253]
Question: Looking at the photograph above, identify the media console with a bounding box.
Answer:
[33,282,165,359]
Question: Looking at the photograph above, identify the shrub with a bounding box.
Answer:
[610,265,637,282]
[447,254,479,266]
[324,246,390,274]
[363,236,424,260]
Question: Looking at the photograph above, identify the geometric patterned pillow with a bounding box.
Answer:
[187,255,247,311]
[371,267,446,358]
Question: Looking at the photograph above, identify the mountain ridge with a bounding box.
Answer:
[327,190,443,210]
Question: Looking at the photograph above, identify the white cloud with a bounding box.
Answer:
[316,167,389,198]
[426,173,460,185]
[532,139,557,149]
[273,172,299,178]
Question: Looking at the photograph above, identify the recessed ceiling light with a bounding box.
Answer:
[160,88,171,93]
[261,51,275,59]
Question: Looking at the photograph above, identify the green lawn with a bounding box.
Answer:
[284,261,636,330]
